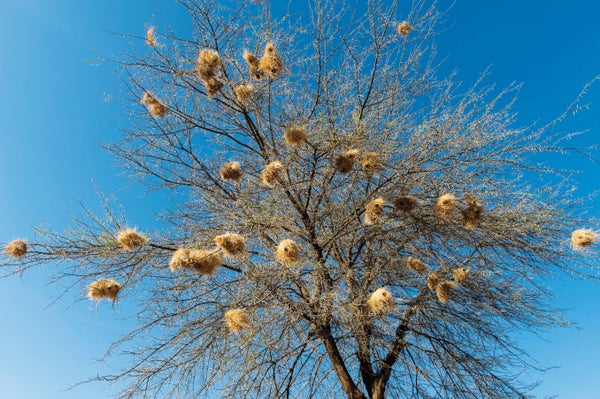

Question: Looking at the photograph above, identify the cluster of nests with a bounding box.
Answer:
[219,160,287,187]
[366,261,471,314]
[141,27,284,118]
[362,193,486,228]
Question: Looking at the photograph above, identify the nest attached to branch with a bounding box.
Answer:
[145,27,156,47]
[394,195,418,212]
[141,92,166,118]
[407,256,427,273]
[87,278,121,302]
[436,281,456,303]
[364,197,385,225]
[214,233,247,257]
[452,267,470,283]
[334,149,359,174]
[220,161,243,183]
[234,84,254,104]
[116,229,147,251]
[571,229,596,249]
[397,21,413,35]
[283,126,307,145]
[435,194,456,219]
[462,194,484,228]
[196,49,223,97]
[361,152,382,172]
[427,271,441,291]
[224,309,251,333]
[258,42,283,78]
[169,248,222,275]
[261,161,284,187]
[4,239,27,257]
[203,76,224,98]
[367,287,395,315]
[243,51,264,80]
[276,239,300,264]
[196,49,221,79]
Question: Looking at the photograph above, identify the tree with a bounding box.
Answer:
[2,0,598,398]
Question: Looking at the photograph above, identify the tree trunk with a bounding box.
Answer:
[321,328,368,399]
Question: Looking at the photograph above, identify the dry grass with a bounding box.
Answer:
[4,239,27,257]
[452,267,470,283]
[283,126,307,145]
[364,198,385,225]
[367,287,395,315]
[334,149,359,173]
[397,21,413,35]
[435,194,456,219]
[258,42,283,78]
[224,309,251,333]
[261,161,284,186]
[214,233,247,257]
[220,161,243,183]
[117,229,147,251]
[436,281,456,303]
[571,229,596,249]
[276,239,300,264]
[361,152,382,172]
[145,27,157,47]
[394,196,418,212]
[88,278,121,302]
[407,256,427,273]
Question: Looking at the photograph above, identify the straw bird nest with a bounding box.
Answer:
[258,42,283,78]
[261,161,284,186]
[87,278,121,302]
[397,21,413,35]
[4,239,27,257]
[435,194,456,219]
[224,309,251,333]
[214,233,247,257]
[116,229,147,251]
[462,194,484,228]
[361,152,382,172]
[571,229,596,249]
[364,197,385,225]
[169,248,222,275]
[276,239,300,264]
[141,92,167,118]
[407,256,427,273]
[367,287,395,315]
[234,84,254,104]
[145,27,156,47]
[334,149,359,174]
[436,281,456,303]
[394,195,418,212]
[220,161,243,183]
[452,267,470,283]
[243,51,264,80]
[283,126,307,145]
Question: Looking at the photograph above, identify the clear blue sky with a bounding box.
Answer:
[0,1,598,398]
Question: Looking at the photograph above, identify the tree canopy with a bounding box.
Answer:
[2,1,598,398]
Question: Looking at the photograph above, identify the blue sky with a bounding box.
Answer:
[0,1,598,398]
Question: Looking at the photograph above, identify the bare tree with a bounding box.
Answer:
[2,1,598,398]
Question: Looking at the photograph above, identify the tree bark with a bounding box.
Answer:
[321,327,368,399]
